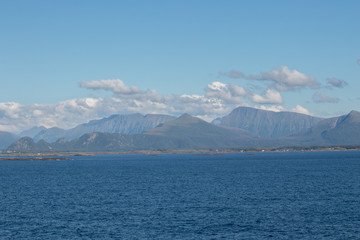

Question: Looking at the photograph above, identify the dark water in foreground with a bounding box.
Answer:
[0,151,359,239]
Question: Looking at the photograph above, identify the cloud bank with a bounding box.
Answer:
[0,78,315,133]
[8,62,349,133]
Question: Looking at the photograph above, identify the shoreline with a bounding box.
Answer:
[0,157,71,161]
[1,146,360,158]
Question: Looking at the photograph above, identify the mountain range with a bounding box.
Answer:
[3,107,360,152]
[7,114,264,152]
[20,113,176,142]
[289,110,360,146]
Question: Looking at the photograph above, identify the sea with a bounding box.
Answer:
[0,151,359,239]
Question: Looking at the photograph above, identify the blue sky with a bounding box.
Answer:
[0,0,359,132]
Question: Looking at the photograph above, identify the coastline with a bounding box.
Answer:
[0,157,71,161]
[1,145,360,158]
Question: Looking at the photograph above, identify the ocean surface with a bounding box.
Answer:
[0,151,359,239]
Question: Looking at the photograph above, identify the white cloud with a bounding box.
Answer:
[251,89,283,104]
[204,81,248,104]
[33,110,43,116]
[229,84,248,96]
[220,66,320,91]
[312,92,340,103]
[256,104,311,116]
[256,105,285,112]
[0,124,18,132]
[0,102,22,119]
[0,98,119,132]
[80,79,142,94]
[326,78,348,89]
[258,66,319,91]
[291,105,310,115]
[0,79,337,133]
[0,81,254,132]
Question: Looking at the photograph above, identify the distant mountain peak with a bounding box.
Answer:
[19,126,47,138]
[179,113,192,118]
[170,114,205,125]
[214,106,323,138]
[337,110,360,125]
[178,113,197,119]
[348,110,360,118]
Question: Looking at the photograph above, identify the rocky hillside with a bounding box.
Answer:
[6,137,52,152]
[213,107,322,138]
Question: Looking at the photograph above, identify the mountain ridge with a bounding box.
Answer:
[213,106,323,138]
[292,110,360,146]
[4,108,360,152]
[23,113,176,143]
[6,114,263,152]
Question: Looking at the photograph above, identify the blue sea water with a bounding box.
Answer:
[0,151,359,239]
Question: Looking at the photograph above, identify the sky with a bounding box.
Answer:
[1,0,359,132]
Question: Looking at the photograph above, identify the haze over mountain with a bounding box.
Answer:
[32,127,68,143]
[65,113,176,140]
[4,108,360,152]
[22,113,176,143]
[19,126,47,138]
[213,107,323,138]
[0,131,19,150]
[6,114,262,152]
